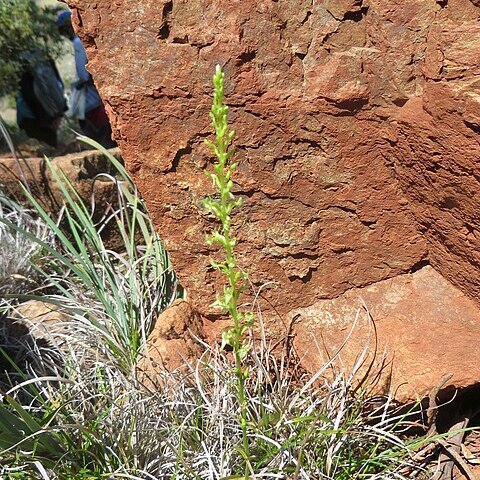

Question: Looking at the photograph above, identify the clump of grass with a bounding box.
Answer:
[1,137,179,372]
[0,314,429,479]
[0,192,52,295]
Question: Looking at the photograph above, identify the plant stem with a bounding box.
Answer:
[204,65,251,472]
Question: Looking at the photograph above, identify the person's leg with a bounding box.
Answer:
[96,124,117,149]
[22,119,58,147]
[85,106,117,148]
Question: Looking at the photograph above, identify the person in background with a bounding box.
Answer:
[57,10,116,149]
[16,49,67,148]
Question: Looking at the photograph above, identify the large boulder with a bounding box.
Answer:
[66,0,480,397]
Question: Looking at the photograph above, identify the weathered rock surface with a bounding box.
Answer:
[66,0,480,397]
[138,299,204,379]
[0,149,120,211]
[292,266,480,402]
[0,149,123,248]
[0,301,68,380]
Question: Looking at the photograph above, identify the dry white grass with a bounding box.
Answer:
[0,193,53,295]
[0,308,426,479]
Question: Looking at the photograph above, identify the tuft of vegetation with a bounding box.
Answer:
[0,327,429,479]
[1,137,179,372]
[0,194,52,295]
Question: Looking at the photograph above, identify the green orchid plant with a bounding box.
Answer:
[204,64,254,468]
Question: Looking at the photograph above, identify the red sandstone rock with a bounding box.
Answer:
[138,299,204,377]
[65,0,430,317]
[0,149,120,213]
[0,149,123,248]
[66,0,480,397]
[325,0,364,20]
[292,266,480,403]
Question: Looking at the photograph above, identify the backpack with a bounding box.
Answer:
[15,93,35,128]
[32,59,66,119]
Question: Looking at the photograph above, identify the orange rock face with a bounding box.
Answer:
[66,0,480,395]
[292,266,480,402]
